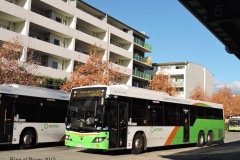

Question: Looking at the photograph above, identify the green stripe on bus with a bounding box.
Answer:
[170,119,225,145]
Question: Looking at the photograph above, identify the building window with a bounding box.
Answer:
[55,17,62,23]
[52,61,58,69]
[0,25,9,30]
[54,39,60,46]
[176,65,185,69]
[29,32,39,39]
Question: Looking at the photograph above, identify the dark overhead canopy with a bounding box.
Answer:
[179,0,240,60]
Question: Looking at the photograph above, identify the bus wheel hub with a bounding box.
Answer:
[23,135,32,144]
[135,138,143,149]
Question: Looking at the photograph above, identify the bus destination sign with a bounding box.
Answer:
[73,89,105,98]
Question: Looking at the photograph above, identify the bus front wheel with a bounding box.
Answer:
[131,133,144,154]
[20,129,36,149]
[196,131,205,147]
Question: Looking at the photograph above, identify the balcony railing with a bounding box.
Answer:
[134,38,152,51]
[133,70,151,80]
[133,54,152,65]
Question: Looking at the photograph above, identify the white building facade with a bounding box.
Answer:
[148,62,214,98]
[0,0,152,87]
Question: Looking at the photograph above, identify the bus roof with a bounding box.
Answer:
[0,84,70,100]
[72,85,223,109]
[229,116,240,119]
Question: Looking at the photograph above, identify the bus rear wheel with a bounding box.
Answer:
[206,131,214,146]
[196,131,205,147]
[131,133,144,154]
[20,129,36,149]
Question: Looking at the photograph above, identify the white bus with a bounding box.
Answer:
[65,85,225,154]
[0,84,70,149]
[228,116,240,131]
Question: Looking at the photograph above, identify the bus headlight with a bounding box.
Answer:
[65,135,72,141]
[92,137,105,143]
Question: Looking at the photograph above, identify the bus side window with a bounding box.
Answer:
[189,105,196,126]
[110,109,117,129]
[15,97,41,122]
[148,109,157,126]
[214,108,223,119]
[41,100,68,123]
[131,98,148,126]
[164,102,178,126]
[197,107,205,119]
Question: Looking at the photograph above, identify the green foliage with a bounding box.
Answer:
[40,77,66,90]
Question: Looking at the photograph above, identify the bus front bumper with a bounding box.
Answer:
[65,140,109,150]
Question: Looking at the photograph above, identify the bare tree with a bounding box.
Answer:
[148,72,176,96]
[0,38,41,85]
[189,84,208,101]
[210,86,238,118]
[61,45,124,92]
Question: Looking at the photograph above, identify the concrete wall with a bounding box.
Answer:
[150,62,214,98]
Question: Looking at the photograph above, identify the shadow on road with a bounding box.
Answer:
[0,142,64,151]
[160,140,240,160]
[78,143,197,156]
[77,139,240,159]
[78,148,131,156]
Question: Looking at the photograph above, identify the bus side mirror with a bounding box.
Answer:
[65,116,71,126]
[65,117,67,126]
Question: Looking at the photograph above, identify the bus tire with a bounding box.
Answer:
[196,131,205,147]
[206,131,214,146]
[219,139,224,145]
[131,133,144,154]
[20,129,36,149]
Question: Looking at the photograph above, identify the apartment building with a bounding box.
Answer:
[0,0,152,87]
[146,62,214,98]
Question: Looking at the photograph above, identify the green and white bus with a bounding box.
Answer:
[0,84,69,149]
[228,116,240,131]
[65,85,225,154]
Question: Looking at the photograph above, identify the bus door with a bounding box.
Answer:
[0,95,15,144]
[183,108,190,142]
[109,102,128,148]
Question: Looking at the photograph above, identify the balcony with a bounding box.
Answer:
[31,0,73,27]
[133,69,151,80]
[134,37,152,52]
[133,54,152,66]
[175,81,184,87]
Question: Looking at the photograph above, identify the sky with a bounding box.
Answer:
[84,0,240,94]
